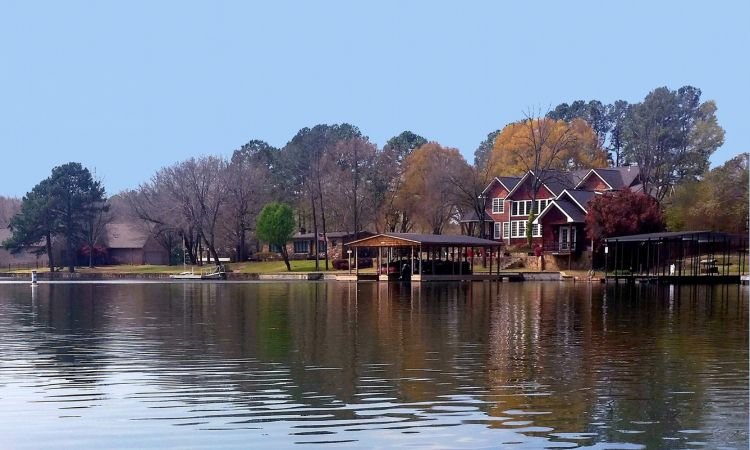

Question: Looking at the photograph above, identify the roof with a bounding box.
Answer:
[481,176,521,196]
[578,167,641,191]
[604,230,740,243]
[105,223,150,249]
[534,199,586,224]
[459,210,494,223]
[505,170,585,198]
[292,231,370,240]
[346,232,501,248]
[560,189,596,212]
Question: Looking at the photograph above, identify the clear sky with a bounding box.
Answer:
[1,0,747,197]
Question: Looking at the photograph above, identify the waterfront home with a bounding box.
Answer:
[104,222,170,265]
[461,166,644,269]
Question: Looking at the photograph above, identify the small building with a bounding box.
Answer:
[104,223,169,265]
[0,228,49,270]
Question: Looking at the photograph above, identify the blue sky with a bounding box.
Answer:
[1,1,747,197]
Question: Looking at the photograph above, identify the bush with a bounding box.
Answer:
[253,251,281,261]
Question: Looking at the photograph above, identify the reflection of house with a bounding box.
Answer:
[0,228,49,269]
[462,167,643,266]
[105,223,169,265]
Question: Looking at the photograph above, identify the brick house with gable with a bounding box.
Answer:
[483,170,586,247]
[462,166,644,266]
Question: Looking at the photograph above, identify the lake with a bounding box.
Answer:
[0,281,746,449]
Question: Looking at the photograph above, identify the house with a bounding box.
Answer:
[480,170,588,246]
[291,231,366,260]
[463,166,644,267]
[104,222,170,265]
[263,231,375,260]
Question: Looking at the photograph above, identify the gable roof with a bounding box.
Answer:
[576,167,641,191]
[506,170,585,198]
[533,198,587,224]
[105,223,150,249]
[558,189,596,213]
[346,232,501,248]
[481,176,521,196]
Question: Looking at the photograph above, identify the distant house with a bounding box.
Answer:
[291,231,374,259]
[104,222,169,265]
[0,228,48,269]
[262,230,374,260]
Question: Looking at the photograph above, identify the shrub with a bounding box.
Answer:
[253,251,281,261]
[332,257,373,270]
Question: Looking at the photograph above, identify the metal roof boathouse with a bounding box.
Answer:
[345,233,503,282]
[604,231,748,284]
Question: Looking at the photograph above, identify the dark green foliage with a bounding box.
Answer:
[256,202,295,271]
[473,129,500,170]
[3,163,106,272]
[622,86,724,201]
[383,130,427,164]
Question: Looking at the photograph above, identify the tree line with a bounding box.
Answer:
[3,85,744,271]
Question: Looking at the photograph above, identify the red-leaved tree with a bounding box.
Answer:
[585,189,665,244]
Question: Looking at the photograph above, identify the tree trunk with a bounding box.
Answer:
[67,237,75,273]
[317,182,329,271]
[45,232,54,272]
[280,246,291,271]
[239,225,246,262]
[309,189,319,271]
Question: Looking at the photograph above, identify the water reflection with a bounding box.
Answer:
[0,281,746,449]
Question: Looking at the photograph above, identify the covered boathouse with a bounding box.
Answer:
[344,233,503,282]
[604,231,748,284]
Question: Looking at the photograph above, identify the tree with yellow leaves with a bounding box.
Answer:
[487,116,608,177]
[487,114,608,245]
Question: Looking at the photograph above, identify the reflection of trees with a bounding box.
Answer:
[0,284,115,387]
[2,281,745,446]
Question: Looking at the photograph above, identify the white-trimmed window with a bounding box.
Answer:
[492,197,504,214]
[536,199,551,214]
[512,200,533,216]
[494,222,501,239]
[510,220,527,238]
[508,220,541,238]
[502,222,509,239]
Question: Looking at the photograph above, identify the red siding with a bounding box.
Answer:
[578,174,609,192]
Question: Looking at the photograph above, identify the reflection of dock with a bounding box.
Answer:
[335,272,557,283]
[608,274,741,285]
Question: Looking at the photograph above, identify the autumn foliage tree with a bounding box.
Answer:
[488,117,609,177]
[585,189,665,244]
[396,143,466,234]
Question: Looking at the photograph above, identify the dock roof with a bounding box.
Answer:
[346,233,501,248]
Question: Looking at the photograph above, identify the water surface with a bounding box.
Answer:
[0,281,746,449]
